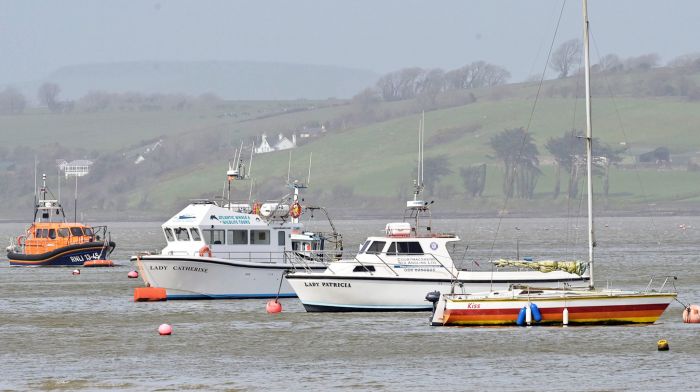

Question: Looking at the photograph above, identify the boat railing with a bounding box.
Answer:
[643,275,678,293]
[427,253,458,280]
[285,249,349,272]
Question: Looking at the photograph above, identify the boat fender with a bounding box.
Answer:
[530,303,542,323]
[683,304,700,323]
[516,306,527,326]
[199,245,212,258]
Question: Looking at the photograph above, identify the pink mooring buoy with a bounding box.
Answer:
[158,323,172,335]
[127,270,139,279]
[72,269,80,275]
[266,299,282,313]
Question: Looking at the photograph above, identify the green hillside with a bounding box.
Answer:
[2,67,700,219]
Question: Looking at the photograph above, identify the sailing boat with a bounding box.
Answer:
[428,0,677,326]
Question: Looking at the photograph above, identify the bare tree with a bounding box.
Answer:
[37,82,61,111]
[550,39,582,78]
[597,54,623,72]
[0,87,27,114]
[624,53,660,71]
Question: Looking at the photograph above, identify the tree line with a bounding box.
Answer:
[0,82,224,115]
[416,127,623,202]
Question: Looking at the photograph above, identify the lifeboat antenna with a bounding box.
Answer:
[59,159,92,223]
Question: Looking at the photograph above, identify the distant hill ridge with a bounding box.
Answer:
[42,61,379,100]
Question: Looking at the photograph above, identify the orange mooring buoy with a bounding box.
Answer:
[266,299,282,313]
[127,270,139,279]
[158,323,172,335]
[133,287,167,302]
[83,259,114,267]
[683,304,700,323]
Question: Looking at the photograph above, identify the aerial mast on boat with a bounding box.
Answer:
[226,141,252,210]
[58,159,92,223]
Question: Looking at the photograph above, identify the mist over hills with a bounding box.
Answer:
[32,61,379,100]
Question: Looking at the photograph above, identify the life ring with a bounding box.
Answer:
[305,243,311,251]
[199,245,212,258]
[252,202,261,215]
[290,202,302,218]
[17,235,25,247]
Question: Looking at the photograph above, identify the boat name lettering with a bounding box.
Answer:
[173,265,208,273]
[467,303,480,309]
[69,252,101,263]
[217,215,251,225]
[150,265,167,270]
[304,281,351,288]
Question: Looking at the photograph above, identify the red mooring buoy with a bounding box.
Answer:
[266,299,282,313]
[158,323,172,335]
[127,270,139,279]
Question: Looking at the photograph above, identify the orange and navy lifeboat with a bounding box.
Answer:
[8,222,116,267]
[6,173,116,267]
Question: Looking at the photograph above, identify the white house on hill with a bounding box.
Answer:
[255,133,297,154]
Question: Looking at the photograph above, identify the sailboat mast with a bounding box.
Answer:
[582,0,595,288]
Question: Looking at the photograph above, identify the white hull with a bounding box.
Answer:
[286,270,588,312]
[134,255,325,299]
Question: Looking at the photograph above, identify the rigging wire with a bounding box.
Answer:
[487,0,568,265]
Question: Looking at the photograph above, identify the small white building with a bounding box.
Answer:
[255,133,296,154]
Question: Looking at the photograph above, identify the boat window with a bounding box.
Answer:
[84,227,93,236]
[397,242,424,255]
[278,231,286,246]
[228,230,248,245]
[164,228,175,242]
[359,240,371,253]
[48,229,56,239]
[58,228,70,237]
[202,229,225,245]
[175,227,190,241]
[190,228,201,241]
[250,230,270,245]
[386,242,397,255]
[70,227,83,236]
[35,229,47,238]
[353,265,375,272]
[365,241,386,254]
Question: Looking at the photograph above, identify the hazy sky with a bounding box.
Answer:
[2,0,699,84]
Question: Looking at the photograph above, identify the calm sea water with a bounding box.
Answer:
[1,216,699,391]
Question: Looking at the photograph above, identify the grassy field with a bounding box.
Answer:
[2,69,700,218]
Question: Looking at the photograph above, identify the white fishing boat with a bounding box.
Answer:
[131,155,340,299]
[285,115,589,312]
[428,0,676,327]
